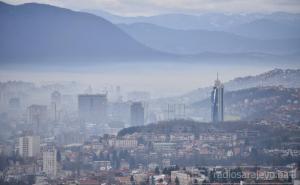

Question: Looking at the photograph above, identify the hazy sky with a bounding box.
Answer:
[3,0,300,16]
[0,63,285,97]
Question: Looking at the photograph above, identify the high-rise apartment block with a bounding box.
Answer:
[42,146,57,178]
[18,134,40,158]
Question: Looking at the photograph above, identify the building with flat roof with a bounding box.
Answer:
[130,102,144,126]
[78,94,107,124]
[17,134,40,158]
[42,146,57,178]
[27,104,48,134]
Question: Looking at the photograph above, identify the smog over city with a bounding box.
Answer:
[0,0,300,185]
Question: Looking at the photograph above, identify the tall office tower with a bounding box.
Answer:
[211,74,224,123]
[27,105,48,134]
[18,134,40,158]
[42,146,57,178]
[78,94,107,123]
[51,91,61,122]
[130,102,144,126]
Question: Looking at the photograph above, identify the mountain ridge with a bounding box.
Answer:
[118,22,300,55]
[0,2,171,63]
[191,86,300,122]
[155,68,300,104]
[0,2,299,65]
[84,9,300,39]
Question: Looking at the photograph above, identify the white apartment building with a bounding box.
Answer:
[170,133,195,142]
[171,171,191,185]
[171,171,206,185]
[43,147,57,178]
[108,138,138,149]
[18,135,40,158]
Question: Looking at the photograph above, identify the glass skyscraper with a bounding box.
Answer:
[211,75,224,123]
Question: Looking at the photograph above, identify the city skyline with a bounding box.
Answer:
[0,0,299,184]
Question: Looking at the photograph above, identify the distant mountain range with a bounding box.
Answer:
[158,69,300,104]
[118,23,300,55]
[0,2,169,63]
[191,86,300,122]
[225,68,300,90]
[0,2,299,65]
[85,9,300,39]
[229,19,300,39]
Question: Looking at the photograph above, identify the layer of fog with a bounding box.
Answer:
[0,62,297,98]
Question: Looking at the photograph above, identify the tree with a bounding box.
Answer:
[27,175,35,185]
[163,167,168,175]
[130,175,134,182]
[175,177,180,185]
[155,166,160,175]
[56,150,61,162]
[145,176,150,184]
[0,155,9,171]
[193,179,199,185]
[151,176,155,185]
[209,169,216,182]
[130,175,136,185]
